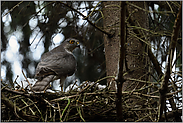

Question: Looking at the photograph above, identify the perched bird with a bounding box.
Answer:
[32,38,80,92]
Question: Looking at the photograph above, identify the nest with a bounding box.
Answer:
[1,76,182,122]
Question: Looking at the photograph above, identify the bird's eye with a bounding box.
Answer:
[69,40,75,44]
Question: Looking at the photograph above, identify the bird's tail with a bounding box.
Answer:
[32,75,54,91]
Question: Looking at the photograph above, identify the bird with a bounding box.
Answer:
[32,38,80,92]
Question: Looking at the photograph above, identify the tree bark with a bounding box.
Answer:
[102,1,121,91]
[123,2,149,92]
[102,1,149,91]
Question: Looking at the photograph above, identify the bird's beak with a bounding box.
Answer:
[76,42,80,48]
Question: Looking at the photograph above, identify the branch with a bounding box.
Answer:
[158,3,182,121]
[2,1,24,17]
[148,48,163,77]
[126,5,163,78]
[1,86,46,102]
[1,93,39,121]
[2,87,32,98]
[116,1,126,122]
[126,4,182,121]
[127,1,176,14]
[59,1,114,38]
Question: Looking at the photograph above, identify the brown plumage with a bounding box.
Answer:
[32,38,80,92]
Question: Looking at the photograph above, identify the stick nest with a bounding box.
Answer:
[1,77,182,122]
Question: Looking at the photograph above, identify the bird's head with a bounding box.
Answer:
[63,38,80,52]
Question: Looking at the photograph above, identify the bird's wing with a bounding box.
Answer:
[35,52,76,78]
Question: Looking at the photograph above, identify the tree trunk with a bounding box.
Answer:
[102,1,121,91]
[102,1,149,93]
[123,1,149,92]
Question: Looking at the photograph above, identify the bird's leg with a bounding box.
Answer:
[60,76,66,92]
[60,81,63,92]
[60,80,63,92]
[61,85,63,92]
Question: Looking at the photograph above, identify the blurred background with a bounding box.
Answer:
[1,1,182,89]
[1,1,106,89]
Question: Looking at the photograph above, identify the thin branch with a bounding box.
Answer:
[126,6,164,78]
[13,75,21,89]
[166,1,175,17]
[86,76,115,91]
[50,95,78,102]
[60,98,70,121]
[166,88,182,96]
[19,102,36,111]
[1,93,38,121]
[22,1,54,28]
[83,1,101,20]
[2,1,24,17]
[22,70,33,91]
[158,3,182,121]
[57,102,63,122]
[68,79,79,93]
[2,87,32,98]
[21,99,35,115]
[43,98,58,109]
[116,1,126,122]
[127,1,176,14]
[59,1,113,38]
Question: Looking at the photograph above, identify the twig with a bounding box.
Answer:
[87,76,115,91]
[2,1,23,17]
[126,6,164,79]
[28,98,44,121]
[172,49,182,68]
[1,83,9,90]
[9,95,22,99]
[76,95,85,122]
[1,93,38,121]
[53,109,56,122]
[43,98,58,109]
[30,29,42,45]
[14,98,21,119]
[68,79,78,93]
[45,108,48,121]
[60,98,70,121]
[166,88,182,96]
[13,75,21,89]
[22,1,54,29]
[2,87,32,98]
[34,34,45,49]
[57,102,63,122]
[125,78,158,84]
[123,91,159,99]
[115,1,126,121]
[21,99,35,115]
[19,102,36,111]
[127,1,176,14]
[77,106,85,122]
[135,113,157,122]
[22,70,33,91]
[72,81,88,92]
[158,3,182,121]
[166,1,175,17]
[83,1,101,20]
[50,95,78,102]
[59,1,113,37]
[79,83,90,94]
